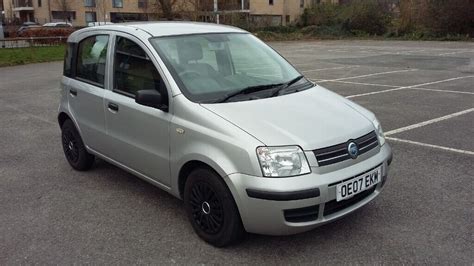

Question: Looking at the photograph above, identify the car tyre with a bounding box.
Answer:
[184,168,244,247]
[61,119,94,171]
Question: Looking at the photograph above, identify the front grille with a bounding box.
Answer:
[323,186,376,216]
[313,131,379,166]
[284,205,319,223]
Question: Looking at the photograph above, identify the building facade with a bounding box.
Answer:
[249,0,312,26]
[3,0,153,26]
[3,0,338,27]
[196,0,339,27]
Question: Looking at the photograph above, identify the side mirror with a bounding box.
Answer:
[135,90,166,110]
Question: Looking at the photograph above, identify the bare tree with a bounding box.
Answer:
[96,0,108,24]
[151,0,200,20]
[55,0,71,22]
[7,1,16,24]
[399,0,473,36]
[154,0,178,20]
[138,0,150,20]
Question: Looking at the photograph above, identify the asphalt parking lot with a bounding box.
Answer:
[1,40,473,264]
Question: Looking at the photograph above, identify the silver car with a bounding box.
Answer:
[58,22,392,246]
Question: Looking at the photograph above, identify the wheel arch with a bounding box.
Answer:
[58,112,71,127]
[178,160,222,199]
[57,111,85,143]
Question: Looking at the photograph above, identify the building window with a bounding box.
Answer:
[300,0,304,8]
[52,11,77,21]
[112,0,123,8]
[38,0,42,7]
[85,12,97,23]
[269,0,274,5]
[138,0,147,8]
[84,0,96,7]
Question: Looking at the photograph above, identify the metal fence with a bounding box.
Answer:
[0,36,67,49]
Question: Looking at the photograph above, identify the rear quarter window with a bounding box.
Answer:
[63,42,74,77]
[76,35,109,86]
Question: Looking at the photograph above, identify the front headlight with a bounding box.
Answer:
[372,119,386,146]
[256,146,311,177]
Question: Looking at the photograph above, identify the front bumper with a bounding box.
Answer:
[224,143,392,235]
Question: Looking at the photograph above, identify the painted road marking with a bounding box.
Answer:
[293,62,320,67]
[318,69,418,82]
[346,76,474,98]
[385,108,474,136]
[387,137,474,156]
[317,80,399,88]
[410,87,474,95]
[302,66,359,73]
[0,100,56,125]
[346,87,406,98]
[438,51,472,56]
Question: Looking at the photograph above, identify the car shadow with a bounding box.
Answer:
[90,158,378,251]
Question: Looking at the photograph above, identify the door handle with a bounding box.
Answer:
[108,102,119,112]
[69,89,77,96]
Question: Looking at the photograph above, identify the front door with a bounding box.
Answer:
[103,34,172,186]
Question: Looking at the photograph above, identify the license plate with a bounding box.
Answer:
[336,166,382,202]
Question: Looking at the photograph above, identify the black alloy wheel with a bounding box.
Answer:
[189,181,224,234]
[62,129,79,163]
[60,119,95,171]
[184,168,244,247]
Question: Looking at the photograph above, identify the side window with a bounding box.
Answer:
[76,35,109,86]
[63,42,74,77]
[114,36,165,98]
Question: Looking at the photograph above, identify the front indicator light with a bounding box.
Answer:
[372,119,386,146]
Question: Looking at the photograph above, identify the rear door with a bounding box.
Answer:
[102,33,172,186]
[67,33,111,153]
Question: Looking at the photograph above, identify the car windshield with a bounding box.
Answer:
[150,33,309,103]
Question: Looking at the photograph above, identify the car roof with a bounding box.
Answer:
[73,21,247,38]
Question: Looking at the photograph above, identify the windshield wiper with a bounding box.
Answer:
[270,75,305,97]
[214,83,284,103]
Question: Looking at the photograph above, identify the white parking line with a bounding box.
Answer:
[410,87,474,95]
[438,51,470,56]
[346,75,474,98]
[385,108,474,136]
[318,80,399,88]
[293,62,318,67]
[346,87,406,98]
[313,80,474,93]
[386,137,474,156]
[0,100,56,125]
[318,69,417,82]
[301,66,359,73]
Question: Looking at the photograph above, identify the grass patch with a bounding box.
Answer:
[0,45,65,67]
